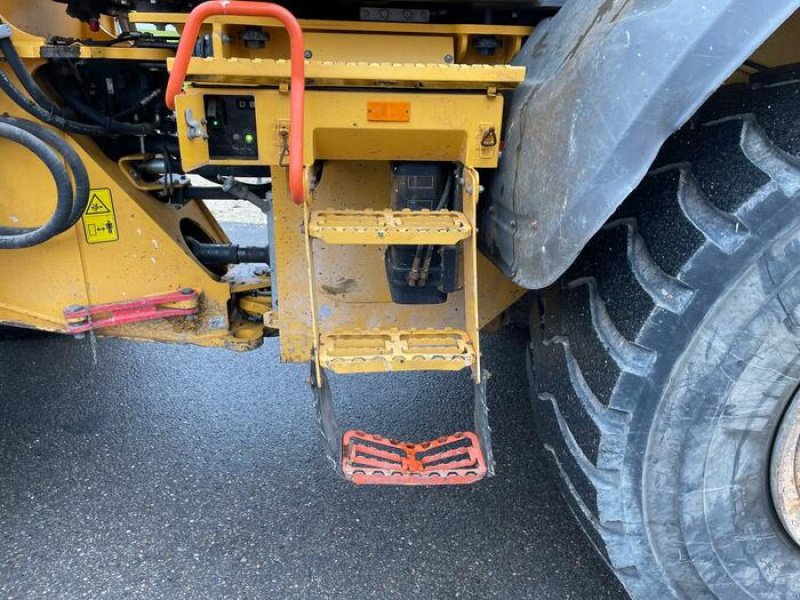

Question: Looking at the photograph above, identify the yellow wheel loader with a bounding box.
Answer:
[2,0,800,596]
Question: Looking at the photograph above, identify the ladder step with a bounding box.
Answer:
[342,430,487,486]
[319,328,475,374]
[308,209,471,245]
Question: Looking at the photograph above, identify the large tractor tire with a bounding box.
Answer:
[529,68,800,598]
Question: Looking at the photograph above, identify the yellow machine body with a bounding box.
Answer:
[0,2,528,364]
[0,0,538,486]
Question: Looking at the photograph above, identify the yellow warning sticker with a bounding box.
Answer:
[82,188,119,244]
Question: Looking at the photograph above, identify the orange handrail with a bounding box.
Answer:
[165,1,306,204]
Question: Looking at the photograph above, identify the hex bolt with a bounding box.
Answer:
[444,54,454,64]
[180,288,194,295]
[304,50,313,59]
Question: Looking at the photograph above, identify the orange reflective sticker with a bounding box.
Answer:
[367,101,411,122]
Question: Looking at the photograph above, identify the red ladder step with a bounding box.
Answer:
[342,430,487,486]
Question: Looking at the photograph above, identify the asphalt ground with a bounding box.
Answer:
[0,221,626,599]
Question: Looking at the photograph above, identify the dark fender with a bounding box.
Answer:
[483,0,798,289]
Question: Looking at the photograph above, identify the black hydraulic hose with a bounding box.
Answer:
[0,116,90,248]
[58,85,156,135]
[2,116,90,229]
[0,35,63,116]
[0,26,154,136]
[0,121,74,248]
[0,67,123,136]
[194,165,270,181]
[187,238,270,265]
[110,88,162,120]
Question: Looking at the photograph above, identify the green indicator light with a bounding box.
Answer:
[243,133,255,145]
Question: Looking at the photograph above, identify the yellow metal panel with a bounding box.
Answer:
[0,1,81,39]
[305,31,452,64]
[175,93,211,171]
[0,140,235,344]
[217,28,454,64]
[305,90,503,169]
[476,254,527,329]
[308,209,471,245]
[177,89,504,169]
[0,67,249,347]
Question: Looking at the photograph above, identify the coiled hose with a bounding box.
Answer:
[0,116,90,249]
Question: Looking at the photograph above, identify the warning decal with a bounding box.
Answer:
[82,188,119,244]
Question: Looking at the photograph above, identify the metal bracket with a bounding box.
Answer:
[184,108,207,141]
[64,288,200,334]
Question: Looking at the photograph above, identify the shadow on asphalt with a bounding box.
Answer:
[0,323,626,599]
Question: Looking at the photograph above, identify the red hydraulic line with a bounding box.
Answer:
[165,1,306,204]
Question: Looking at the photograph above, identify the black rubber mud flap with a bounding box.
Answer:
[311,360,343,476]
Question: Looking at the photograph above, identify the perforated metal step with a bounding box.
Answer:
[308,209,471,245]
[342,430,487,485]
[318,328,475,374]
